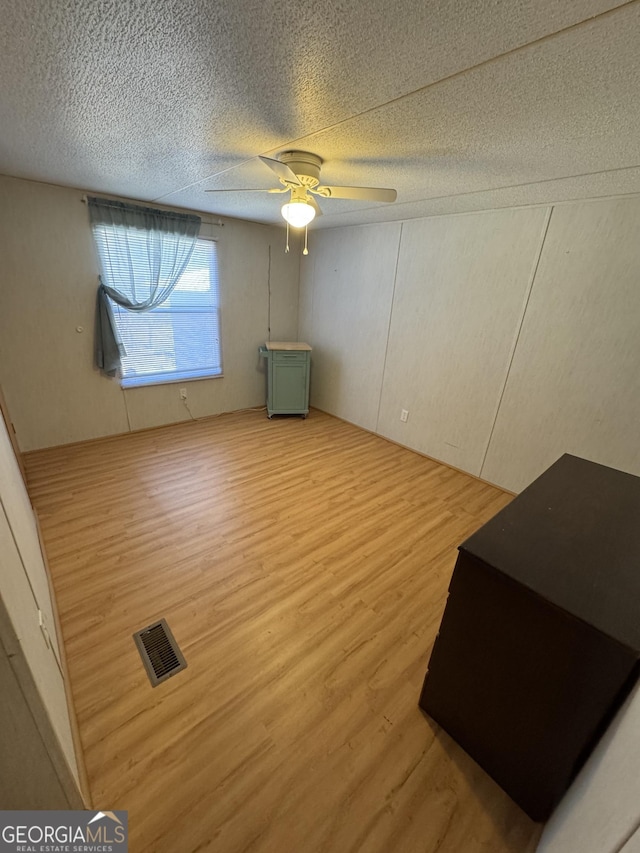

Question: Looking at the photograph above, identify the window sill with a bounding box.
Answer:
[120,371,223,389]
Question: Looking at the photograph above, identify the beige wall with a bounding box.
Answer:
[376,208,549,476]
[299,194,640,493]
[296,223,401,431]
[0,174,300,450]
[481,198,640,490]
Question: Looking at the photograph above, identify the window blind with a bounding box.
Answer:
[98,235,222,388]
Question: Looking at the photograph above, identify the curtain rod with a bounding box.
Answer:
[80,194,224,226]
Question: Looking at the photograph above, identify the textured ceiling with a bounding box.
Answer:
[0,0,639,228]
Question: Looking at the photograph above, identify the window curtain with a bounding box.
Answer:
[89,196,201,376]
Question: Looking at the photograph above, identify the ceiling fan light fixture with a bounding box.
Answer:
[281,199,316,228]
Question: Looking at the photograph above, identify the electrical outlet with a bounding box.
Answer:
[180,387,187,400]
[400,409,409,422]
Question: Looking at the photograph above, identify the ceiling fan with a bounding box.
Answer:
[205,151,397,253]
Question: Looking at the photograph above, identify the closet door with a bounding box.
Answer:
[0,383,26,485]
[0,641,72,809]
[0,402,60,663]
[0,412,82,803]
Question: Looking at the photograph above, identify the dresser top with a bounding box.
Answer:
[461,454,640,651]
[265,341,312,351]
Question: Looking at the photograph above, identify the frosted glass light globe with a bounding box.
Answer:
[281,201,316,228]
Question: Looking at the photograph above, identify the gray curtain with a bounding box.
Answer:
[89,196,201,376]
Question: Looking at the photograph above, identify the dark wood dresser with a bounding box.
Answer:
[419,453,640,821]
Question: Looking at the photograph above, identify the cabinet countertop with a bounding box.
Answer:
[265,341,312,351]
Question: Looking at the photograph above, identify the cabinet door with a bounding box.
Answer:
[272,356,308,412]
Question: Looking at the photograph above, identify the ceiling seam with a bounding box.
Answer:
[259,1,638,157]
[315,186,640,230]
[319,162,640,221]
[154,0,639,202]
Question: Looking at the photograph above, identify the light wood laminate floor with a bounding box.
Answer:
[26,409,541,853]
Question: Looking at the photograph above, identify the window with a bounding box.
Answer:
[107,238,221,388]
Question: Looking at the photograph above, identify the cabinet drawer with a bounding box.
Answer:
[272,350,308,363]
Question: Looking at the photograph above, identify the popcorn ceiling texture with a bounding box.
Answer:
[0,0,637,225]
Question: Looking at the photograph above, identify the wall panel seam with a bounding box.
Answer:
[479,205,554,480]
[375,223,404,433]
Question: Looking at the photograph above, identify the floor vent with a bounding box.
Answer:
[133,618,187,687]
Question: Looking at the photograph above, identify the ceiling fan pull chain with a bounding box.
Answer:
[303,225,309,256]
[285,220,290,253]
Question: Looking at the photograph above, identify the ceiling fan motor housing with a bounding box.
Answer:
[279,150,322,188]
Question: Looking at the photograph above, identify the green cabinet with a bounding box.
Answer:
[259,342,312,418]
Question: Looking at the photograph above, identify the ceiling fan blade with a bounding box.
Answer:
[307,195,323,217]
[204,187,288,193]
[314,185,397,203]
[259,155,302,186]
